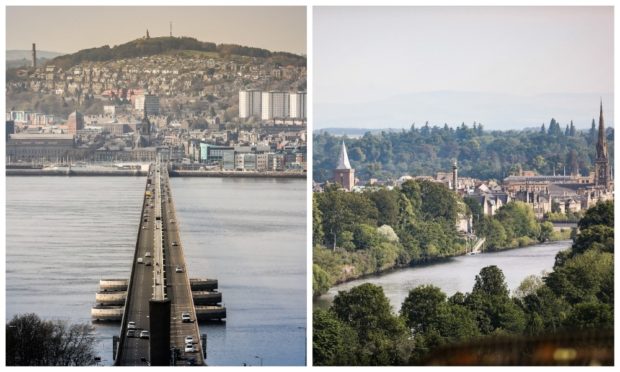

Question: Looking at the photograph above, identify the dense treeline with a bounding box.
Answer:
[6,313,97,366]
[313,180,567,297]
[313,121,614,182]
[313,201,614,365]
[44,37,305,70]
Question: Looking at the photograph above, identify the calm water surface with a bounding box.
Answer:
[6,176,306,366]
[314,240,571,312]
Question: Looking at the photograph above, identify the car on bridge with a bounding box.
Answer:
[184,344,196,353]
[127,329,136,338]
[140,330,150,339]
[185,336,194,344]
[172,241,178,246]
[128,321,136,330]
[181,312,192,323]
[176,266,184,273]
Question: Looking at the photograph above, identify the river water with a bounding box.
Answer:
[314,240,572,312]
[6,176,306,366]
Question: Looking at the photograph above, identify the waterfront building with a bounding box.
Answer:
[333,141,355,191]
[6,133,74,161]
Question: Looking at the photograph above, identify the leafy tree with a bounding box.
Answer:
[539,221,554,242]
[400,285,447,334]
[368,189,400,227]
[565,301,613,331]
[466,266,526,334]
[312,197,324,246]
[352,224,381,250]
[545,250,613,305]
[313,309,359,366]
[571,225,614,256]
[6,313,96,366]
[578,200,613,230]
[331,284,411,365]
[313,264,332,297]
[472,266,509,298]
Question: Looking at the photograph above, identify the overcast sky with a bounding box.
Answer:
[7,6,306,55]
[314,6,614,129]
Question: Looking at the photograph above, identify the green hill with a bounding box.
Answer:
[48,36,305,69]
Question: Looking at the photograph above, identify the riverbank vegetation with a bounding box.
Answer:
[313,181,573,297]
[313,201,613,365]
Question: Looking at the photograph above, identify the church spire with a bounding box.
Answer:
[336,141,352,170]
[597,99,607,160]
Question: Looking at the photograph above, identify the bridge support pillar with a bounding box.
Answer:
[149,298,171,366]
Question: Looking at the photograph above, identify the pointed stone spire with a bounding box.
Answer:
[597,99,608,160]
[336,141,352,170]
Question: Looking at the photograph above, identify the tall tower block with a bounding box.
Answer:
[32,43,37,69]
[333,141,355,191]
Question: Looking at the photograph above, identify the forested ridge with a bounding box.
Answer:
[313,201,614,365]
[313,121,614,182]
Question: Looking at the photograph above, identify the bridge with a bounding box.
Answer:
[91,160,226,366]
[550,221,578,232]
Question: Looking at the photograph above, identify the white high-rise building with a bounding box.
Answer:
[239,90,262,119]
[289,92,307,119]
[261,91,289,120]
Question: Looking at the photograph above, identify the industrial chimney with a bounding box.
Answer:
[32,43,37,69]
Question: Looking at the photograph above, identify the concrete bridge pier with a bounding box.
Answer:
[149,298,171,366]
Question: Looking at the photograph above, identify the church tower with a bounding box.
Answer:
[594,100,610,190]
[333,141,355,191]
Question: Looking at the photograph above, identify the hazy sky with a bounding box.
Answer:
[6,6,306,55]
[314,6,614,129]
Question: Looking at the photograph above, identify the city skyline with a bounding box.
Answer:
[314,6,614,130]
[6,6,306,55]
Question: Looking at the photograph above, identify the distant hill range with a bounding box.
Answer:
[6,50,64,68]
[28,36,305,70]
[316,91,614,131]
[7,49,64,60]
[315,128,402,137]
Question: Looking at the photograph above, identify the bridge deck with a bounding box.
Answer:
[115,162,204,366]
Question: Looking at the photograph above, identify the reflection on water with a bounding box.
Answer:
[315,240,571,312]
[6,176,145,366]
[171,177,306,366]
[7,176,306,366]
